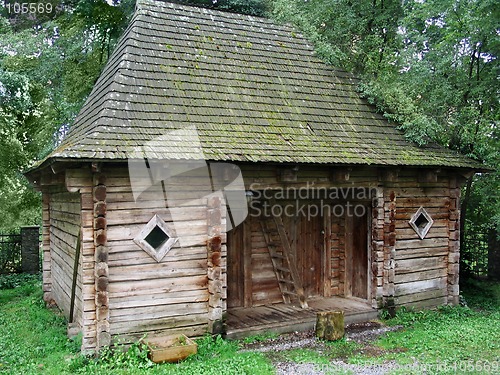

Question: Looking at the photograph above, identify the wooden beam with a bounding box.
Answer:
[418,168,440,183]
[331,167,352,183]
[278,166,299,182]
[378,168,400,183]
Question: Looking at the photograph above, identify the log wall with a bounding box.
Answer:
[103,166,214,344]
[39,161,465,353]
[384,169,460,309]
[49,191,82,325]
[237,164,461,311]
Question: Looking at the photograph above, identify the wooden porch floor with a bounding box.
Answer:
[225,296,378,340]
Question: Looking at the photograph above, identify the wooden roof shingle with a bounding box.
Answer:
[42,0,482,169]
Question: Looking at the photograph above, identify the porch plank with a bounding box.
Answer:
[226,296,377,340]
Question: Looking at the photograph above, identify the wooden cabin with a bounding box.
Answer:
[26,0,483,353]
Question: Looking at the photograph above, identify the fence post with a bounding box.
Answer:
[21,226,40,274]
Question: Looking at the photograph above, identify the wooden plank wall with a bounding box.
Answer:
[104,166,212,344]
[49,191,82,325]
[387,170,456,309]
[42,161,462,352]
[237,164,461,311]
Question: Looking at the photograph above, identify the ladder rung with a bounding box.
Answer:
[270,252,285,259]
[282,291,298,296]
[278,278,294,284]
[267,243,283,249]
[275,266,290,273]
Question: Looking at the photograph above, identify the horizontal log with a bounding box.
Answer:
[395,277,447,296]
[394,267,447,284]
[109,289,209,310]
[109,301,208,322]
[395,256,447,274]
[106,207,207,226]
[398,296,447,310]
[108,275,208,297]
[395,247,448,260]
[395,288,446,305]
[110,324,208,345]
[111,313,209,336]
[396,237,448,250]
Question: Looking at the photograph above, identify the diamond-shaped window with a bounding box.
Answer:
[134,214,178,262]
[409,207,433,240]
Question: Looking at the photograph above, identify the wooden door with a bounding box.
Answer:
[345,207,369,300]
[284,204,324,298]
[227,223,244,308]
[298,212,323,297]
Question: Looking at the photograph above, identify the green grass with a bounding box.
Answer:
[347,280,500,373]
[0,274,273,374]
[0,274,499,374]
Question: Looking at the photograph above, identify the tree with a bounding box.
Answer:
[0,0,135,231]
[271,0,500,278]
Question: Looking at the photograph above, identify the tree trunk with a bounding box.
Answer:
[315,311,344,341]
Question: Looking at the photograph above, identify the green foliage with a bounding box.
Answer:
[0,277,499,374]
[324,338,359,359]
[241,331,279,344]
[271,0,500,279]
[73,340,155,373]
[0,0,135,232]
[271,0,404,74]
[461,278,500,312]
[0,272,40,290]
[0,277,73,374]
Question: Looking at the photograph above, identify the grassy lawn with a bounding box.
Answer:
[0,274,499,374]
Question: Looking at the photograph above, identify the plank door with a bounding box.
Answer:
[284,207,324,298]
[227,223,244,308]
[345,208,369,300]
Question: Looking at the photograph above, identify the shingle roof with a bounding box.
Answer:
[42,0,481,168]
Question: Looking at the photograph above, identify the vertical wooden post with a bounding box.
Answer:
[345,214,353,297]
[207,195,224,335]
[383,189,396,316]
[322,213,332,297]
[372,187,385,309]
[41,192,52,303]
[93,171,110,350]
[65,167,96,353]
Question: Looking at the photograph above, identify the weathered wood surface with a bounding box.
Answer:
[103,166,212,344]
[226,297,376,340]
[49,191,82,326]
[42,162,464,351]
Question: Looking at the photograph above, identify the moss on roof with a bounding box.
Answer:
[42,0,482,169]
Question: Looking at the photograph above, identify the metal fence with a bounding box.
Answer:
[0,227,40,275]
[0,233,22,274]
[462,224,499,279]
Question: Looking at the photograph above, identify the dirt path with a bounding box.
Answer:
[240,322,405,375]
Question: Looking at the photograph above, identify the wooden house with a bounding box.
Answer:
[26,0,484,353]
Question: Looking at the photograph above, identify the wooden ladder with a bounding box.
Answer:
[259,199,308,308]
